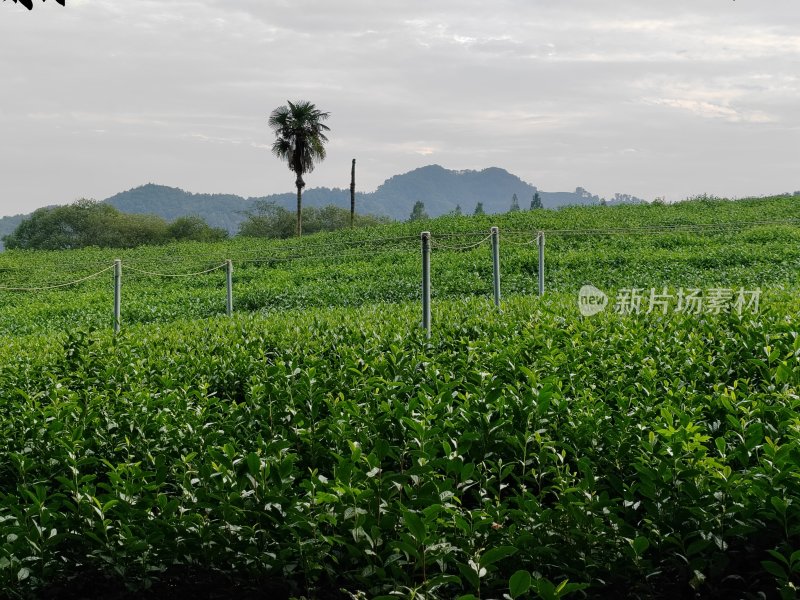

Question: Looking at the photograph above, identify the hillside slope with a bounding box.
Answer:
[104,165,616,233]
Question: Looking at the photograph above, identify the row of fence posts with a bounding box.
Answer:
[109,229,543,334]
[112,259,234,334]
[420,228,545,338]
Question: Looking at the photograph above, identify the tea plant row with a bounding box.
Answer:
[1,295,799,598]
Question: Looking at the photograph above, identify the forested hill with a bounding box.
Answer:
[0,165,641,245]
[104,185,252,234]
[365,165,594,216]
[104,166,622,234]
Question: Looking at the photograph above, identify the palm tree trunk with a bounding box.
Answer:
[295,174,304,237]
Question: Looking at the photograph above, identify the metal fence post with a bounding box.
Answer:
[491,226,501,308]
[226,260,234,316]
[113,259,121,333]
[421,231,431,338]
[538,231,545,296]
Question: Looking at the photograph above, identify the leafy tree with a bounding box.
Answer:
[474,202,485,216]
[452,204,463,216]
[238,201,295,238]
[167,216,228,242]
[3,200,166,250]
[409,201,429,222]
[239,201,389,238]
[268,100,331,237]
[530,192,543,210]
[112,213,170,247]
[510,193,520,212]
[2,199,226,250]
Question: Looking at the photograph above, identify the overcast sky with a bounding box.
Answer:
[1,0,798,217]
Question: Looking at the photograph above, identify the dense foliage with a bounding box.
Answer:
[1,195,799,598]
[2,200,227,250]
[239,202,391,239]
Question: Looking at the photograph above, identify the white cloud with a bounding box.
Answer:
[0,0,798,214]
[646,98,776,123]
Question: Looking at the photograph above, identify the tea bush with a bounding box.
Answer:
[1,195,799,598]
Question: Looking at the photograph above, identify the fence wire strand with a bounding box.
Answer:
[431,234,492,251]
[503,237,538,247]
[0,265,115,292]
[505,219,800,237]
[125,263,227,278]
[2,219,798,293]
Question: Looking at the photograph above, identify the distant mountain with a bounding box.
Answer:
[104,184,252,234]
[104,166,616,234]
[366,165,615,216]
[0,166,643,247]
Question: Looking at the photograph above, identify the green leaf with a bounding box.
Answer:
[392,539,420,560]
[776,363,793,385]
[509,569,532,598]
[555,580,589,595]
[246,452,260,475]
[789,549,800,568]
[767,549,790,566]
[479,545,518,568]
[457,562,480,590]
[770,496,787,515]
[745,423,764,451]
[17,567,30,582]
[762,560,788,581]
[632,536,649,556]
[427,574,461,589]
[532,577,556,600]
[403,511,426,543]
[314,492,339,504]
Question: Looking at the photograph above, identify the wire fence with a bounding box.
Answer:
[0,265,115,292]
[0,219,797,334]
[125,264,228,278]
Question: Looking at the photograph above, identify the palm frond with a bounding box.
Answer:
[267,100,331,236]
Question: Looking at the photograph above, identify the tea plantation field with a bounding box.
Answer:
[1,196,800,599]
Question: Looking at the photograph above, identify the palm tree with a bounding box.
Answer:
[269,100,330,236]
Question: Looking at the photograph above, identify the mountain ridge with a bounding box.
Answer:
[0,165,644,246]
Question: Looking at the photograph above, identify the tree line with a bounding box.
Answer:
[1,199,391,250]
[4,192,550,250]
[408,191,545,221]
[2,200,228,250]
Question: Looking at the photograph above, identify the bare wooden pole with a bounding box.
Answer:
[350,158,356,228]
